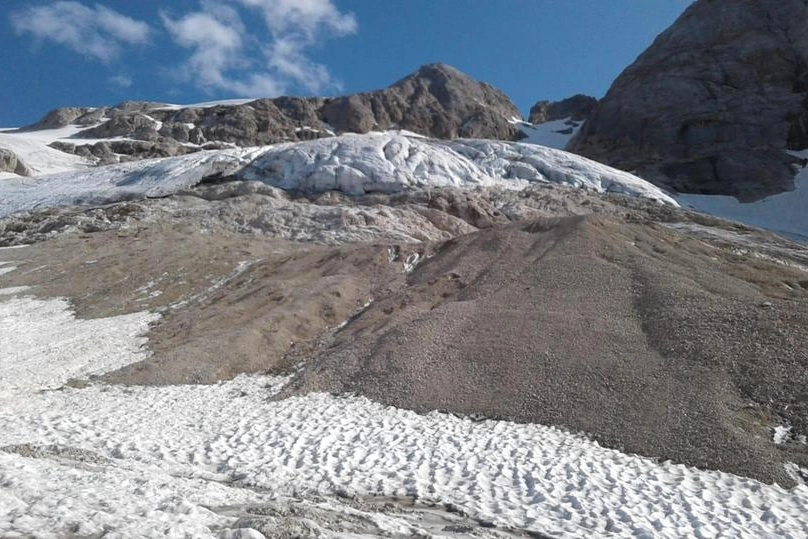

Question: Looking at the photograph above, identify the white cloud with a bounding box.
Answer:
[236,0,357,37]
[109,74,133,89]
[163,0,357,97]
[161,9,246,92]
[11,1,151,63]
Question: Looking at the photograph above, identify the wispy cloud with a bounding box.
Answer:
[237,0,357,37]
[11,1,151,63]
[109,74,133,89]
[163,0,357,97]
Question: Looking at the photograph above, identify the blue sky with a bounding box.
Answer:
[1,1,692,127]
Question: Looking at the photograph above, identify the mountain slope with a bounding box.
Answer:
[282,213,808,486]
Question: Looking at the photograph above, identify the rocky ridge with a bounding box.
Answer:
[22,64,524,162]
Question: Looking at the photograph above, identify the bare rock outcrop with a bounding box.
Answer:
[320,63,523,140]
[27,64,523,160]
[528,94,597,124]
[569,0,808,201]
[19,107,97,130]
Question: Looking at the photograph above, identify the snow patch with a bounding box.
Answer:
[775,424,793,445]
[0,129,92,176]
[679,151,808,242]
[159,98,258,110]
[0,296,158,391]
[515,117,583,150]
[0,286,31,296]
[403,252,420,273]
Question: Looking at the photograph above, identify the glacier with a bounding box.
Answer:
[0,131,677,219]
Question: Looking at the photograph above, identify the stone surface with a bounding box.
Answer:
[20,107,96,130]
[528,94,597,124]
[28,64,523,159]
[569,0,808,201]
[320,63,523,140]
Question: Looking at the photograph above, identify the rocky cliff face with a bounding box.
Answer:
[570,0,808,201]
[27,64,523,161]
[528,94,597,124]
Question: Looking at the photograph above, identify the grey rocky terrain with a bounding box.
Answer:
[570,0,808,201]
[20,64,523,163]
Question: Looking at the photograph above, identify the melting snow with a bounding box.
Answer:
[775,425,794,445]
[0,286,31,296]
[1,373,807,537]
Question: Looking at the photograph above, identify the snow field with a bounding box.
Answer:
[1,374,808,538]
[0,127,92,176]
[0,147,264,218]
[513,117,583,150]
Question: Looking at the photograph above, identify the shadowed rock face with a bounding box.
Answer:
[26,64,523,161]
[570,0,808,202]
[528,94,597,124]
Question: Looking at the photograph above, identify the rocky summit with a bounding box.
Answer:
[570,0,808,202]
